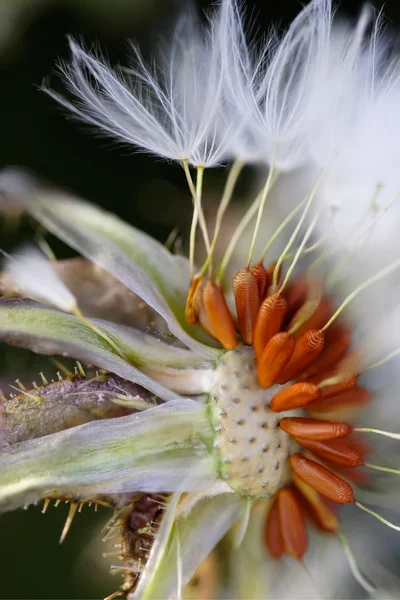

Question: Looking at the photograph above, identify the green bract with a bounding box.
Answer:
[0,170,246,600]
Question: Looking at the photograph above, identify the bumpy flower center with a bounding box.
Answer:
[209,345,294,498]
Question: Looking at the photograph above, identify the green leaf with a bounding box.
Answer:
[0,399,215,512]
[0,299,184,400]
[0,170,219,357]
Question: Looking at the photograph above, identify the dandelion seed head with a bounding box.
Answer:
[45,19,231,167]
[2,0,400,598]
[170,0,400,583]
[46,0,335,170]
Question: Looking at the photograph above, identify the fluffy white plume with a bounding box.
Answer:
[256,0,332,169]
[214,0,270,163]
[216,0,333,168]
[43,0,400,180]
[45,14,231,167]
[44,0,336,170]
[5,246,77,312]
[307,9,400,247]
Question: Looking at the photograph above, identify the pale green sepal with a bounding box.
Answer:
[0,169,219,357]
[0,298,187,401]
[131,492,246,600]
[0,399,216,512]
[98,320,216,395]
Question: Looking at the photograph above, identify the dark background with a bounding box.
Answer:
[0,0,399,598]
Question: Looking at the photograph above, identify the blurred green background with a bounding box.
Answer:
[0,0,400,597]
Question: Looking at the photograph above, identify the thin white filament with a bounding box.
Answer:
[183,161,210,277]
[322,255,400,332]
[365,463,400,476]
[279,215,317,292]
[327,190,400,290]
[216,188,264,283]
[355,501,400,532]
[288,278,323,335]
[281,235,325,262]
[259,194,312,262]
[200,158,244,276]
[195,166,208,250]
[364,348,400,373]
[354,428,400,440]
[272,172,324,288]
[337,531,376,594]
[246,164,278,267]
[184,160,199,278]
[217,167,306,283]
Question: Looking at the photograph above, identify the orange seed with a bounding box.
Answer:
[279,417,351,441]
[301,323,351,378]
[202,280,238,350]
[251,262,269,300]
[257,332,295,389]
[233,268,260,345]
[308,386,370,415]
[278,488,308,559]
[289,453,355,504]
[295,438,363,467]
[253,293,288,359]
[270,382,320,412]
[276,329,325,384]
[264,497,284,559]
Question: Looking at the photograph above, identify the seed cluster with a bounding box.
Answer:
[189,267,371,560]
